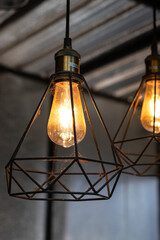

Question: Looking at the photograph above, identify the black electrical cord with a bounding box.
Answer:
[65,0,70,39]
[64,0,72,48]
[151,1,158,54]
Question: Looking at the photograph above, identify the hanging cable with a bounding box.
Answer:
[151,1,158,54]
[64,0,72,48]
[65,0,70,39]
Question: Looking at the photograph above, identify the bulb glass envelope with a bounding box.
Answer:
[113,73,160,176]
[6,72,122,201]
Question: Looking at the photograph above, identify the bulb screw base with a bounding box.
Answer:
[145,54,160,74]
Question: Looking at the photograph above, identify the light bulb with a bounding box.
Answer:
[141,80,160,132]
[47,81,86,148]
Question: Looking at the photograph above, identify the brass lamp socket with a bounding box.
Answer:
[55,46,81,74]
[145,54,160,75]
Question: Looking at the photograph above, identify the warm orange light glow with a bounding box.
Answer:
[47,81,86,148]
[141,80,160,132]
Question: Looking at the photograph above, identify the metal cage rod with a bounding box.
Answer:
[5,78,53,169]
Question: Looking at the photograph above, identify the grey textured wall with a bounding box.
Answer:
[0,73,48,240]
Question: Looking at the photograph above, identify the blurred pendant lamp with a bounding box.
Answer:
[0,0,29,9]
[113,1,160,176]
[6,0,122,201]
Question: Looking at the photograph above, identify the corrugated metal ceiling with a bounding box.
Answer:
[0,0,159,98]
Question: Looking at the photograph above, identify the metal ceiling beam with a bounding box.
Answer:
[81,25,160,74]
[0,63,48,83]
[133,0,160,9]
[0,0,46,29]
[0,0,29,9]
[0,63,130,105]
[0,0,91,56]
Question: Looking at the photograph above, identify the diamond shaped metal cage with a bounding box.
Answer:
[6,72,123,201]
[113,73,160,177]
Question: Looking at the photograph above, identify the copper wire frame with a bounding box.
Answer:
[6,72,123,201]
[113,73,160,176]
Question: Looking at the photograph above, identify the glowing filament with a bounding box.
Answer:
[141,80,160,132]
[47,81,86,148]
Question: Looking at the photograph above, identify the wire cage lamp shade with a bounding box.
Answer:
[5,0,123,201]
[113,3,160,177]
[6,71,123,201]
[113,72,160,176]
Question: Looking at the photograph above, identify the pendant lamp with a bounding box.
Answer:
[6,0,122,201]
[113,2,160,176]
